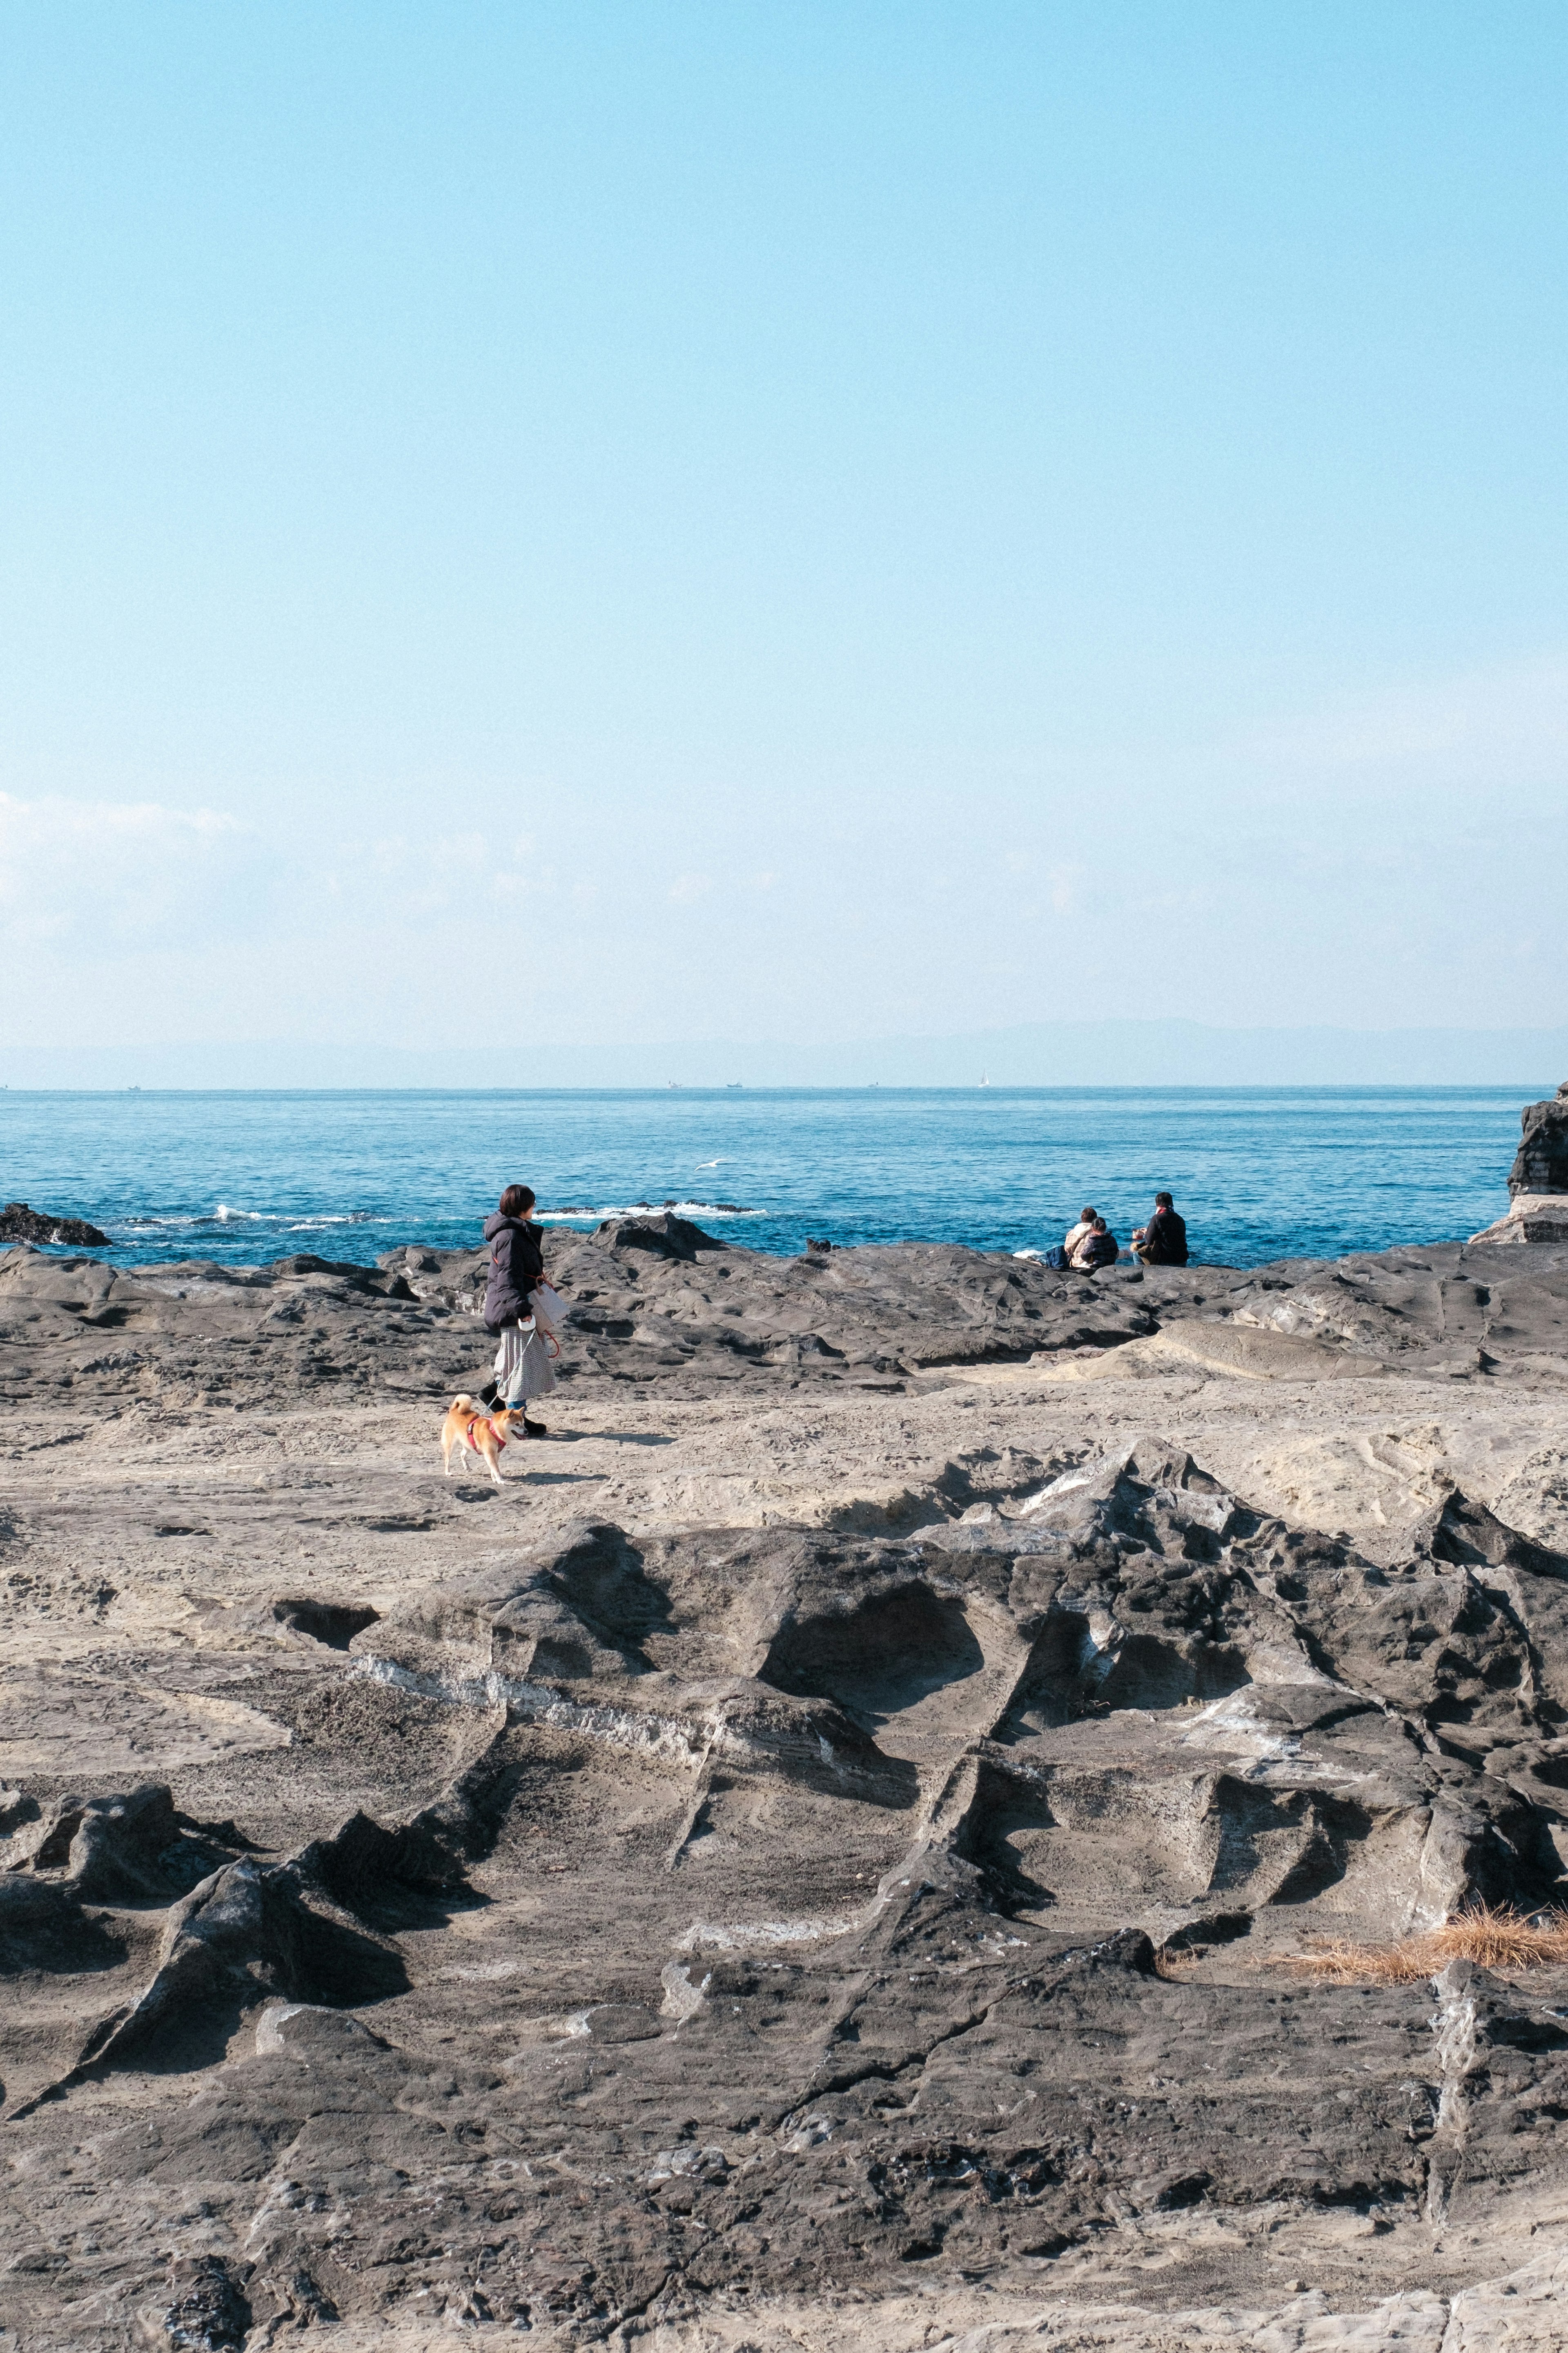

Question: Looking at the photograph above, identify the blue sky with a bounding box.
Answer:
[2,4,1564,1068]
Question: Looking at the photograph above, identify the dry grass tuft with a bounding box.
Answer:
[1272,1904,1568,1986]
[1432,1903,1568,1970]
[1274,1937,1434,1987]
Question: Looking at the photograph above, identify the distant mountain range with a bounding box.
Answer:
[2,1021,1564,1090]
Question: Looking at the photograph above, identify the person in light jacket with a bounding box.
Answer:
[1071,1216,1119,1270]
[480,1183,556,1432]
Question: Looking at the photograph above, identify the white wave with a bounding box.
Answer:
[115,1216,239,1235]
[536,1200,764,1223]
[118,1207,385,1233]
[285,1215,388,1230]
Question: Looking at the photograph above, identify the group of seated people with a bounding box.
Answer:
[1045,1192,1189,1272]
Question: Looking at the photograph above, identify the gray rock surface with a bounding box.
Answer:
[6,1226,1568,2345]
[7,1216,1568,1420]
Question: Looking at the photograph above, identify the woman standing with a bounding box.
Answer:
[481,1183,557,1433]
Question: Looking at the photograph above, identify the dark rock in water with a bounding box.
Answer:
[0,1200,109,1248]
[1510,1082,1568,1197]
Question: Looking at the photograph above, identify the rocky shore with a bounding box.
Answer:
[5,1209,1568,2348]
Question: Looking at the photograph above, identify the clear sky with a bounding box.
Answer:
[2,3,1564,1069]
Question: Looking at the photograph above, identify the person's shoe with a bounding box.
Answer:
[523,1417,547,1438]
[478,1381,500,1407]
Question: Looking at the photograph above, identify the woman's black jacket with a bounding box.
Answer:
[482,1212,544,1331]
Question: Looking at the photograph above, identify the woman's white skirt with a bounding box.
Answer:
[493,1318,559,1406]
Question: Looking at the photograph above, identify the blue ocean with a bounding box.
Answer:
[0,1086,1532,1271]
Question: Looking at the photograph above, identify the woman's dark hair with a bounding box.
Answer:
[499,1184,536,1218]
[1080,1206,1096,1222]
[1155,1191,1174,1209]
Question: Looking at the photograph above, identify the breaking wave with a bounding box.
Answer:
[536,1200,762,1223]
[116,1207,389,1233]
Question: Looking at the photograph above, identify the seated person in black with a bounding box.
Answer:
[1133,1192,1188,1266]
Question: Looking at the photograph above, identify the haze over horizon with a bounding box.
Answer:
[2,4,1564,1066]
[3,1019,1566,1095]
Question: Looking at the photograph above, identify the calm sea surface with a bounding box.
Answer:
[0,1087,1531,1272]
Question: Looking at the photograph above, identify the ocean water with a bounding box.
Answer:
[0,1086,1532,1272]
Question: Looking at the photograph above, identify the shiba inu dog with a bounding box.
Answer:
[441,1395,523,1488]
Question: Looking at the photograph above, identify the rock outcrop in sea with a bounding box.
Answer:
[0,1198,110,1247]
[1511,1081,1568,1197]
[1471,1081,1568,1244]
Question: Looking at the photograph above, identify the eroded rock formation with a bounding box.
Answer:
[5,1224,1568,2345]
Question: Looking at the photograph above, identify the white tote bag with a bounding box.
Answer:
[531,1282,568,1341]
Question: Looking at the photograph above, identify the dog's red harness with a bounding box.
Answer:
[464,1411,506,1454]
